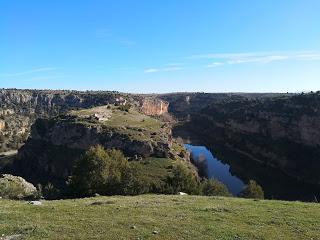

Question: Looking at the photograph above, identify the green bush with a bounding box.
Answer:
[68,145,130,197]
[201,179,231,197]
[239,180,264,199]
[42,182,62,200]
[118,104,131,112]
[165,162,200,195]
[122,164,152,195]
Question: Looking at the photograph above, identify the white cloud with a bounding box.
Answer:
[144,68,161,73]
[206,62,225,68]
[163,67,183,72]
[0,67,56,77]
[189,51,320,67]
[144,66,183,73]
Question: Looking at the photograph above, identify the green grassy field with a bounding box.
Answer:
[0,195,319,240]
[70,105,165,142]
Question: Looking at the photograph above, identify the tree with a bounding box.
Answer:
[165,162,200,194]
[121,163,151,195]
[239,180,264,199]
[68,145,129,197]
[201,179,231,197]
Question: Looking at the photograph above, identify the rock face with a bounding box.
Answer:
[0,120,5,131]
[141,98,169,116]
[0,174,37,199]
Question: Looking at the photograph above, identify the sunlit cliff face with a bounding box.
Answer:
[141,98,169,116]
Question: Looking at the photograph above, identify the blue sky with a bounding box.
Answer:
[1,0,320,93]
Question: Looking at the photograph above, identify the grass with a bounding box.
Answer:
[131,158,174,190]
[70,105,165,142]
[0,195,319,240]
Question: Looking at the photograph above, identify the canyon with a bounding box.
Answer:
[1,89,320,195]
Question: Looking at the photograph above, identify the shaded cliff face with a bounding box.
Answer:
[172,92,320,185]
[13,105,188,185]
[159,92,289,119]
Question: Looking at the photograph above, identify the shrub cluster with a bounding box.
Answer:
[41,145,264,200]
[66,145,235,198]
[239,180,264,199]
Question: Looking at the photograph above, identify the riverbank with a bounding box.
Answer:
[0,195,319,239]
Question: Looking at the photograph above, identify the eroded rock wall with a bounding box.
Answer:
[141,98,169,116]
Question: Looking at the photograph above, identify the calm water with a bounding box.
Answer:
[185,144,320,201]
[185,144,245,195]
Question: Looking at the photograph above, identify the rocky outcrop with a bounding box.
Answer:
[0,174,37,199]
[141,98,169,116]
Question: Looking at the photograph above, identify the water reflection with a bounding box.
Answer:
[185,143,320,201]
[185,144,245,195]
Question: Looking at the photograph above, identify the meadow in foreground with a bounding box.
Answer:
[0,195,319,240]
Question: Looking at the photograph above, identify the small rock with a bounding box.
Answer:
[3,234,22,240]
[131,225,136,229]
[29,201,42,206]
[153,230,159,234]
[178,192,188,195]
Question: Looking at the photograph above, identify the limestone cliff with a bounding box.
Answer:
[0,120,5,131]
[140,98,169,116]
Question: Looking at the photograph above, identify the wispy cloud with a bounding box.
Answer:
[0,67,56,77]
[144,66,184,74]
[206,62,225,68]
[188,51,320,67]
[144,68,161,73]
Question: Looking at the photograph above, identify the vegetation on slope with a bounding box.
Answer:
[0,195,319,240]
[70,104,166,142]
